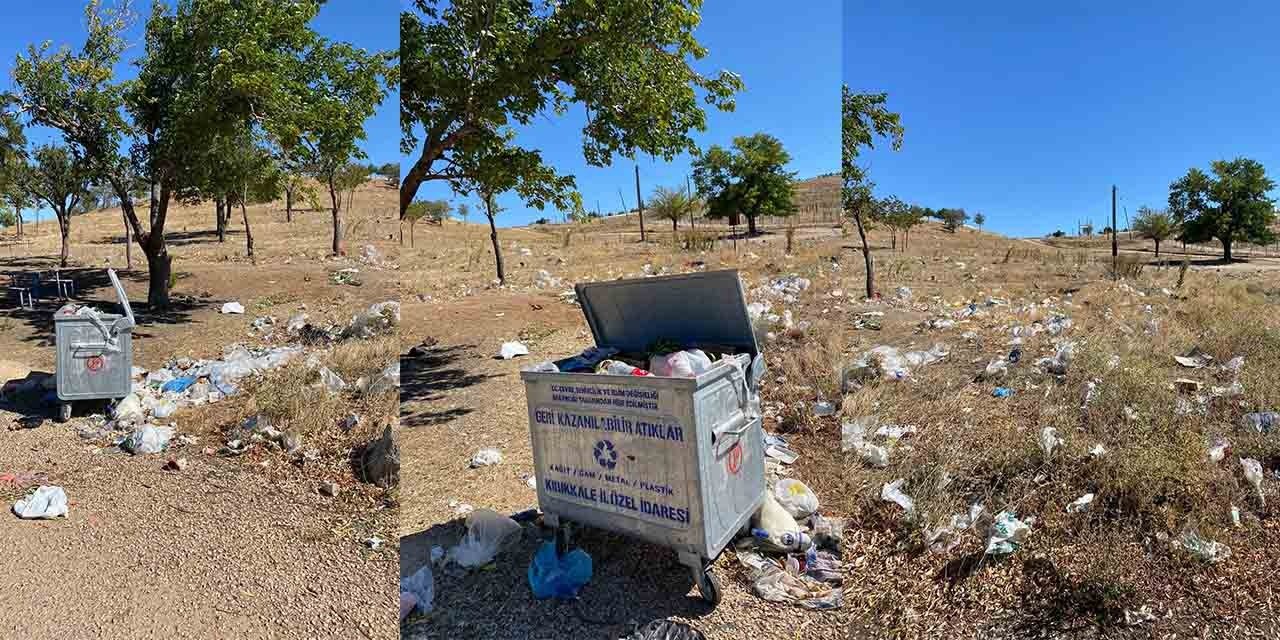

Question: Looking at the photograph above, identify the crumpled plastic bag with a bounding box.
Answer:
[446,509,522,568]
[1177,526,1231,563]
[1039,426,1063,458]
[649,349,712,378]
[749,561,842,610]
[113,394,145,424]
[528,540,593,599]
[497,341,529,360]
[985,511,1031,555]
[1241,412,1278,434]
[12,485,69,519]
[1067,493,1095,513]
[344,301,400,339]
[620,619,706,640]
[122,424,175,455]
[400,564,434,618]
[843,344,948,387]
[841,417,890,467]
[751,491,805,552]
[470,448,503,468]
[1240,457,1264,505]
[318,367,347,393]
[880,479,915,514]
[774,479,819,520]
[925,503,984,554]
[358,362,399,396]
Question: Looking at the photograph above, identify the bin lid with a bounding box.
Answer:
[107,269,135,326]
[575,269,760,358]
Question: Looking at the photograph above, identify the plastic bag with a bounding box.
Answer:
[751,491,805,552]
[1067,493,1095,513]
[925,503,984,554]
[446,509,522,568]
[113,394,145,424]
[880,479,915,514]
[1177,527,1230,563]
[12,485,69,519]
[161,376,197,394]
[344,301,400,339]
[649,349,712,378]
[621,619,706,640]
[1241,412,1278,434]
[359,362,399,396]
[497,341,529,360]
[985,511,1030,555]
[774,479,819,520]
[1039,426,1062,457]
[221,301,245,314]
[318,367,347,393]
[1240,457,1264,504]
[841,417,890,467]
[527,540,593,599]
[400,564,434,618]
[122,425,175,455]
[470,448,503,468]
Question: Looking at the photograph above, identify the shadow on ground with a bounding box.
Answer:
[1,257,199,346]
[401,519,713,640]
[400,341,497,427]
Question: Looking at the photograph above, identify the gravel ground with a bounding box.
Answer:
[0,420,398,639]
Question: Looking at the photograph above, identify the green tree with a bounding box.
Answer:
[1168,158,1276,261]
[649,186,697,233]
[692,133,796,236]
[1132,206,1176,259]
[842,87,904,298]
[877,195,909,250]
[295,44,393,256]
[400,0,743,218]
[12,1,333,307]
[0,107,29,238]
[456,202,470,224]
[940,208,968,233]
[25,145,90,267]
[403,199,445,247]
[973,212,986,231]
[0,205,15,229]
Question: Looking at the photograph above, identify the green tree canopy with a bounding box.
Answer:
[1132,206,1177,258]
[692,133,795,236]
[841,86,904,298]
[1168,158,1276,261]
[400,0,743,217]
[649,185,698,232]
[26,144,91,266]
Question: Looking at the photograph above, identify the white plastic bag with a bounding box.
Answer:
[880,479,915,514]
[498,342,529,360]
[648,350,712,378]
[221,301,245,314]
[318,367,347,393]
[924,503,983,554]
[122,425,175,455]
[985,511,1031,555]
[752,491,805,551]
[1066,493,1095,513]
[12,485,69,519]
[470,448,503,468]
[446,509,522,568]
[1039,426,1062,457]
[400,564,434,617]
[774,479,819,520]
[1240,457,1264,505]
[113,394,145,424]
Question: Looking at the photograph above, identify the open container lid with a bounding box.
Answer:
[107,268,135,327]
[575,269,760,359]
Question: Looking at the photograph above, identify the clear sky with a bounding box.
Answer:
[1,1,399,222]
[844,1,1280,238]
[413,0,842,228]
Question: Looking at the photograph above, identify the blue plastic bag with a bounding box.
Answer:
[161,376,198,394]
[528,541,592,599]
[992,387,1013,398]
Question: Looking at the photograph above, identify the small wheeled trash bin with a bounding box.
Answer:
[54,269,135,422]
[520,270,767,606]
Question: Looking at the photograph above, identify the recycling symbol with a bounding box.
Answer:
[593,440,618,469]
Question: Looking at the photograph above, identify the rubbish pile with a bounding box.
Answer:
[841,343,949,388]
[523,342,755,386]
[735,483,844,610]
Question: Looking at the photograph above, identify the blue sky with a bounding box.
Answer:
[412,0,841,227]
[1,1,399,222]
[844,1,1280,238]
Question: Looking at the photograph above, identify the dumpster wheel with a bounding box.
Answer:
[695,565,722,606]
[58,402,72,423]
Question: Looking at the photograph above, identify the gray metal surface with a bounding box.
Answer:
[522,270,765,571]
[576,270,759,358]
[55,269,135,402]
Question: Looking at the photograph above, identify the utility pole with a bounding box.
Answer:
[617,189,627,218]
[123,210,132,270]
[1111,185,1118,279]
[686,175,695,232]
[634,165,646,243]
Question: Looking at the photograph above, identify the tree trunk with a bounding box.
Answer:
[487,196,504,284]
[110,176,171,309]
[891,230,896,250]
[328,174,343,256]
[1223,237,1232,261]
[144,246,172,309]
[671,218,678,233]
[56,211,70,268]
[217,196,228,242]
[215,199,223,236]
[1154,239,1160,259]
[285,187,293,223]
[853,211,874,299]
[747,214,758,236]
[124,209,132,270]
[410,221,415,248]
[241,194,254,263]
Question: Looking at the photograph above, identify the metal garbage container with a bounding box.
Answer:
[54,269,135,422]
[520,270,766,605]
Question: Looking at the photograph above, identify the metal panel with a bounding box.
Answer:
[55,270,135,402]
[575,270,759,358]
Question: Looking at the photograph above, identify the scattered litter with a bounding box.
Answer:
[751,491,807,552]
[895,286,912,301]
[620,619,706,640]
[774,479,819,520]
[764,444,799,465]
[992,387,1013,398]
[985,511,1031,556]
[983,358,1008,380]
[811,401,836,417]
[925,503,983,554]
[12,485,68,519]
[842,418,889,467]
[220,301,245,314]
[1089,444,1107,458]
[528,540,593,599]
[649,349,712,378]
[318,367,347,393]
[875,424,916,439]
[1174,347,1214,369]
[1176,527,1230,563]
[1124,606,1157,626]
[1207,437,1230,463]
[1173,378,1201,394]
[400,565,434,618]
[357,362,400,396]
[498,341,530,360]
[1240,457,1264,505]
[1241,412,1277,434]
[747,557,842,610]
[1039,426,1062,458]
[880,479,915,514]
[843,343,949,386]
[122,424,175,455]
[470,448,504,468]
[344,301,400,339]
[446,509,522,568]
[1066,493,1095,513]
[161,376,197,394]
